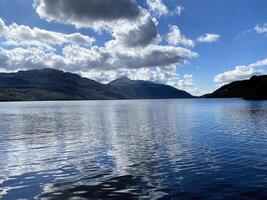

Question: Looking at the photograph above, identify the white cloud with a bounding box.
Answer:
[0,47,63,70]
[0,40,197,72]
[175,74,201,96]
[197,33,220,43]
[146,0,168,16]
[255,23,267,34]
[173,6,184,16]
[0,18,95,49]
[214,58,267,86]
[166,25,194,47]
[62,42,198,71]
[146,0,184,17]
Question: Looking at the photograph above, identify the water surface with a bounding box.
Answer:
[0,99,267,199]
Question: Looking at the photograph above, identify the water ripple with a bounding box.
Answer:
[0,99,267,199]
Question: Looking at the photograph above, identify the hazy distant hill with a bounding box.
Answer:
[204,75,267,100]
[0,69,194,101]
[109,77,194,99]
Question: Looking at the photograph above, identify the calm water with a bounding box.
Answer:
[0,99,267,200]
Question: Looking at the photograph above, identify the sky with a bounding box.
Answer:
[0,0,266,95]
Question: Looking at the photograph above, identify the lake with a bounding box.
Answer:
[0,99,267,200]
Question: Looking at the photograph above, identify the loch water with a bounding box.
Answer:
[0,99,267,200]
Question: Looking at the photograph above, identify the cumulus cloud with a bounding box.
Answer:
[62,42,197,71]
[112,13,158,47]
[0,18,94,49]
[214,58,267,86]
[0,47,63,70]
[146,0,168,16]
[34,0,140,29]
[197,33,220,43]
[0,0,199,72]
[166,25,194,47]
[175,74,201,95]
[146,0,184,17]
[255,23,267,34]
[0,41,197,72]
[34,0,158,48]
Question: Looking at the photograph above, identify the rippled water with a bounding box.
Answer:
[0,99,267,200]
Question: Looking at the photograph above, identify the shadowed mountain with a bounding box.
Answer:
[204,75,267,100]
[0,69,194,101]
[0,68,126,101]
[108,76,194,99]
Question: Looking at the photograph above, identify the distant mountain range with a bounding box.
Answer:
[108,76,193,99]
[204,75,267,100]
[0,68,265,101]
[0,68,194,101]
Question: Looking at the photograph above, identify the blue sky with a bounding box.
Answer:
[0,0,266,95]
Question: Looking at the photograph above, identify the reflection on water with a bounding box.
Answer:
[0,99,267,199]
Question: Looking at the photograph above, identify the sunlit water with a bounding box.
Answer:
[0,99,267,200]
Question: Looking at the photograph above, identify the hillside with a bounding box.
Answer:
[0,69,126,101]
[109,77,194,99]
[204,75,267,100]
[0,69,194,101]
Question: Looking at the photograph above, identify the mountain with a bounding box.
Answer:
[108,76,194,99]
[0,68,126,101]
[204,75,267,100]
[0,69,194,101]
